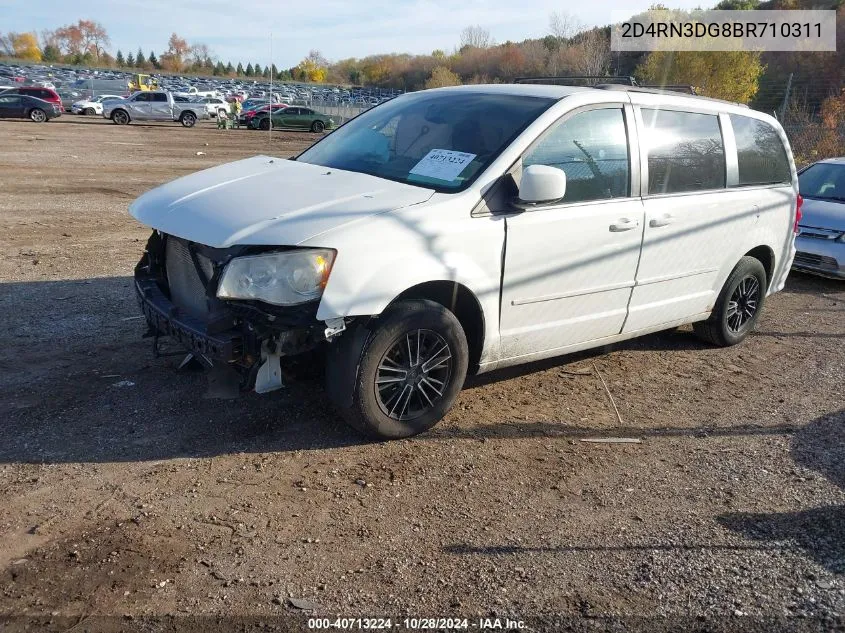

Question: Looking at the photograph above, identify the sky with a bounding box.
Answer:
[2,0,708,68]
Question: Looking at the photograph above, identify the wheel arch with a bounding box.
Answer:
[744,245,775,290]
[392,281,485,372]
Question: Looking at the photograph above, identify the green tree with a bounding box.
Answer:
[126,51,135,67]
[115,49,125,66]
[245,62,254,76]
[272,64,279,78]
[636,50,763,103]
[136,48,146,67]
[148,50,159,69]
[213,60,224,76]
[262,65,270,78]
[236,62,244,75]
[225,61,234,75]
[42,44,61,63]
[424,66,461,89]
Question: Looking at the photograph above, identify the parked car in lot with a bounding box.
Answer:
[0,85,62,109]
[793,157,845,279]
[102,90,209,127]
[203,97,229,118]
[129,84,798,439]
[0,93,62,122]
[248,106,333,132]
[239,103,288,126]
[71,94,123,115]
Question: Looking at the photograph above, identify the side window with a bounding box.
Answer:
[643,109,726,194]
[729,114,791,186]
[523,107,630,203]
[134,93,151,102]
[152,93,167,102]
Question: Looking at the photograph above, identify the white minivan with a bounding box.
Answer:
[129,84,799,439]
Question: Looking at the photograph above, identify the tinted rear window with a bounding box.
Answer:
[729,114,791,186]
[643,109,726,194]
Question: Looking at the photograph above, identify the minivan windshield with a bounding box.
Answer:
[296,91,555,192]
[799,162,845,203]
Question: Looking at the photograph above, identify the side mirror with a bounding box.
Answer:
[518,164,567,204]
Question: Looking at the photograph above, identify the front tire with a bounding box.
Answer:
[180,112,197,128]
[111,110,129,125]
[30,108,46,123]
[84,107,95,115]
[335,300,468,440]
[311,120,325,133]
[693,256,767,347]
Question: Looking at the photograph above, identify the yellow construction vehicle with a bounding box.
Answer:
[128,74,158,92]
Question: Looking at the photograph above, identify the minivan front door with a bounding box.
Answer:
[499,105,645,360]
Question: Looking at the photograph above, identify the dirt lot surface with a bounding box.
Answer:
[0,116,843,631]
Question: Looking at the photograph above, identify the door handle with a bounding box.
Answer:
[609,218,639,232]
[649,214,675,228]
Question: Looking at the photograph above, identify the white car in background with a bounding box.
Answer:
[202,96,229,118]
[72,94,123,115]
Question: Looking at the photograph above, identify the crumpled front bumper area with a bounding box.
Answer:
[135,274,244,362]
[134,231,324,374]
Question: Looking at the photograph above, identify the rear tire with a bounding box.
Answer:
[334,300,468,440]
[259,118,270,131]
[311,120,325,133]
[693,256,767,347]
[111,110,129,125]
[30,108,46,123]
[180,111,197,128]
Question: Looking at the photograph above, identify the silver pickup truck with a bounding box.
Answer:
[102,90,209,127]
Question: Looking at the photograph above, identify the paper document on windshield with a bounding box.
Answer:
[409,149,477,182]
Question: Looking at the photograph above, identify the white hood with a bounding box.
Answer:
[129,156,435,248]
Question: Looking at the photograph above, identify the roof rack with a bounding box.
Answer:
[593,83,748,107]
[514,75,636,86]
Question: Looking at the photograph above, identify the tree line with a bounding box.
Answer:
[1,0,843,117]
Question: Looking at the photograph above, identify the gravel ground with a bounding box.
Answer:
[0,116,843,632]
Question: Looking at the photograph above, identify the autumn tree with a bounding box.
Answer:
[297,50,328,82]
[160,33,189,71]
[636,50,763,103]
[425,66,461,89]
[13,33,42,61]
[460,25,491,50]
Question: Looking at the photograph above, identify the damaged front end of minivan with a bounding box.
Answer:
[134,230,342,396]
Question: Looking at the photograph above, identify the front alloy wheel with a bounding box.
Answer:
[30,108,46,122]
[332,299,469,439]
[375,329,452,421]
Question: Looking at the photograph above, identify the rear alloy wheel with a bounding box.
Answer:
[259,118,270,131]
[111,110,129,125]
[84,107,95,115]
[693,256,767,347]
[180,112,197,128]
[30,108,46,123]
[311,120,325,133]
[334,299,468,439]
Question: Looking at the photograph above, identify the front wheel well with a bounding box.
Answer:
[744,245,775,290]
[392,281,485,372]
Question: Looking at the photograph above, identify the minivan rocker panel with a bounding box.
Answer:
[128,84,799,440]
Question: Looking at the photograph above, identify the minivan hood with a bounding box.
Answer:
[799,197,845,231]
[129,156,435,248]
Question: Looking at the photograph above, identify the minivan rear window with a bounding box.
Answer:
[729,114,791,186]
[642,109,726,195]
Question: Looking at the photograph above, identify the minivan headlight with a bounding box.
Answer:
[217,249,335,305]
